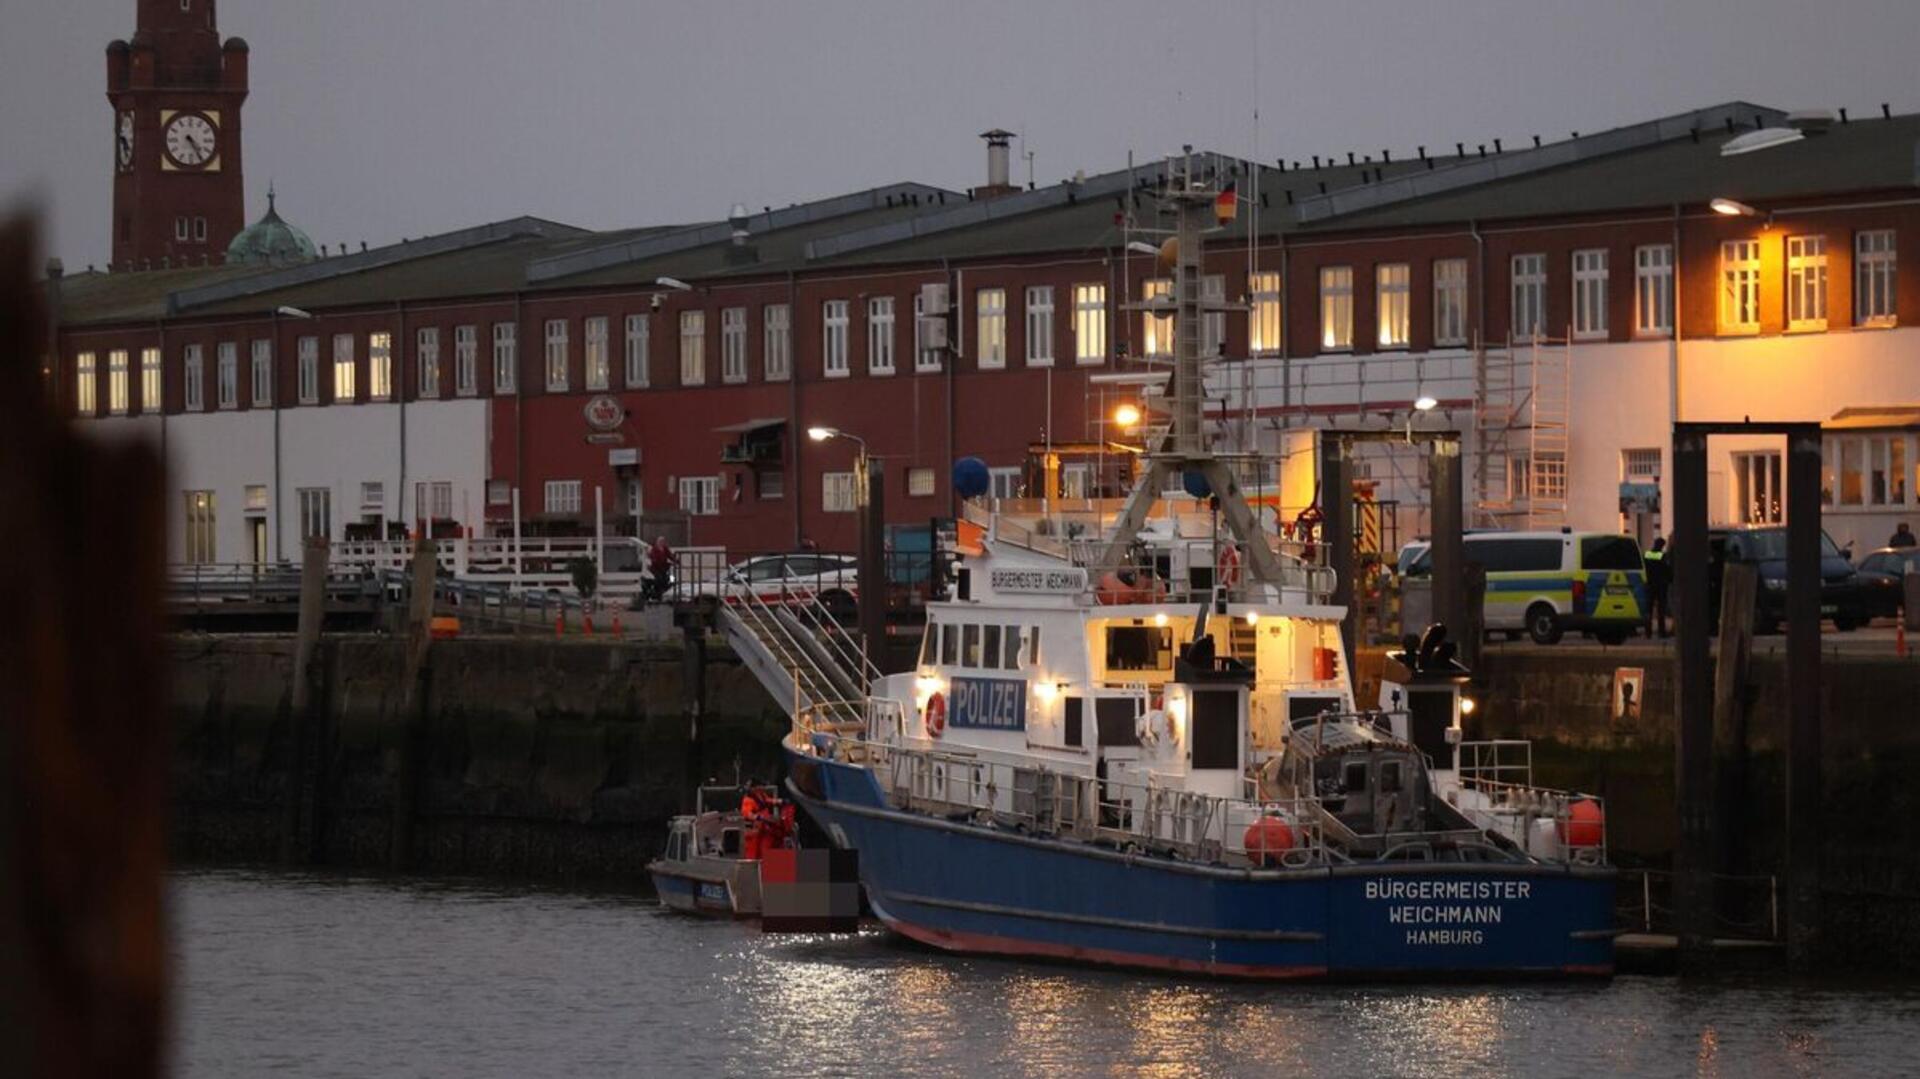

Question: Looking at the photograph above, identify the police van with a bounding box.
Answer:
[1397,530,1647,645]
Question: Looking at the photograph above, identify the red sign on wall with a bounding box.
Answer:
[583,394,626,432]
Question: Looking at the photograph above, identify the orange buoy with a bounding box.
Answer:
[1559,798,1605,848]
[1243,815,1295,866]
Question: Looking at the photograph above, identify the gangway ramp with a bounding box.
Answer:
[718,585,880,737]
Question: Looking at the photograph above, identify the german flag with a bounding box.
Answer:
[1213,182,1239,225]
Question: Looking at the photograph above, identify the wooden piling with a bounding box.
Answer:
[281,537,329,864]
[389,541,438,871]
[1712,562,1757,904]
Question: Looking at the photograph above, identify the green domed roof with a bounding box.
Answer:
[227,188,316,266]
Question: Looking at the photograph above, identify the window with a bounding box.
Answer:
[863,297,895,376]
[976,288,1006,369]
[1734,451,1784,523]
[1571,249,1608,340]
[1203,274,1226,355]
[907,467,936,497]
[368,332,392,401]
[1623,448,1661,481]
[763,304,790,381]
[913,293,943,372]
[1635,245,1673,336]
[544,319,569,392]
[175,217,189,242]
[1826,435,1911,507]
[1024,286,1053,365]
[492,323,517,394]
[1249,272,1282,354]
[75,352,96,414]
[758,470,785,501]
[417,327,441,398]
[245,485,268,512]
[332,334,356,401]
[192,217,206,242]
[1073,284,1106,364]
[1319,266,1353,351]
[451,328,478,399]
[1856,230,1897,326]
[1377,263,1411,348]
[250,339,272,405]
[1531,453,1567,501]
[679,476,719,516]
[183,491,216,564]
[822,300,848,377]
[414,481,454,521]
[1432,258,1468,347]
[140,347,161,413]
[487,480,511,507]
[1142,279,1172,357]
[297,487,331,541]
[297,337,318,404]
[989,467,1020,501]
[1511,254,1546,342]
[361,481,385,512]
[1060,463,1089,499]
[109,350,129,415]
[624,315,649,388]
[721,308,748,383]
[1720,240,1761,333]
[217,341,238,408]
[183,344,204,412]
[543,480,582,515]
[585,316,610,390]
[823,471,858,513]
[1786,235,1828,331]
[679,311,706,385]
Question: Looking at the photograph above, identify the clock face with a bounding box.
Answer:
[164,113,217,168]
[117,113,133,169]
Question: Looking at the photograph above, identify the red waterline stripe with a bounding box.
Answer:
[881,911,1327,981]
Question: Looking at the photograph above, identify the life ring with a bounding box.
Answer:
[1137,709,1176,749]
[923,692,947,739]
[1216,543,1243,589]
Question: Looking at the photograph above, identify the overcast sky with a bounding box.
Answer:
[6,0,1920,269]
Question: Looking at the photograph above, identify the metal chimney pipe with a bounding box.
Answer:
[981,129,1014,189]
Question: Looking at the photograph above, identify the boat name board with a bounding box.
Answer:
[949,676,1027,731]
[1362,878,1533,948]
[988,568,1088,595]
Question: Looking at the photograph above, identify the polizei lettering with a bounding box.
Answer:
[1364,878,1532,947]
[948,677,1027,731]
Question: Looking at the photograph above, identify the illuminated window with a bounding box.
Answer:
[1856,230,1897,326]
[140,347,161,413]
[721,308,748,383]
[823,471,857,513]
[822,300,848,377]
[492,323,517,394]
[1719,240,1761,334]
[679,476,719,516]
[1142,278,1172,357]
[1073,283,1106,365]
[1786,235,1827,331]
[217,341,238,408]
[1734,451,1784,523]
[763,305,789,381]
[1377,263,1410,348]
[1249,272,1282,355]
[1511,254,1546,342]
[297,337,319,404]
[1532,452,1567,501]
[624,315,649,388]
[1025,286,1053,366]
[183,344,204,412]
[417,327,441,398]
[1319,266,1353,351]
[867,297,894,376]
[454,326,477,396]
[368,332,392,401]
[251,339,273,405]
[543,480,582,515]
[976,288,1006,369]
[907,467,936,497]
[333,334,356,401]
[1571,249,1608,340]
[183,491,216,564]
[75,352,96,415]
[544,319,569,392]
[680,310,706,385]
[585,316,610,390]
[109,350,129,415]
[1433,259,1468,346]
[1634,245,1673,336]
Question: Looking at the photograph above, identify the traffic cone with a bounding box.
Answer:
[584,615,596,636]
[554,613,565,637]
[612,614,623,637]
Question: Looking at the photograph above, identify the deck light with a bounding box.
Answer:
[1153,613,1169,627]
[1710,198,1758,217]
[1114,404,1143,429]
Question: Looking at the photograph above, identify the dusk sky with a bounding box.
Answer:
[6,0,1920,269]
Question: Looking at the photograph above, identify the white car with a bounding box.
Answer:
[673,553,860,614]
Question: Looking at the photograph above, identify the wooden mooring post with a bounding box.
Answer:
[389,541,439,870]
[280,537,331,864]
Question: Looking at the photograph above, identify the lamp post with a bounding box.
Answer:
[808,426,885,674]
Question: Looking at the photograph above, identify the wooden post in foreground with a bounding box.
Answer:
[389,541,438,870]
[280,537,330,864]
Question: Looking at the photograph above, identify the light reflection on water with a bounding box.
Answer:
[169,869,1918,1079]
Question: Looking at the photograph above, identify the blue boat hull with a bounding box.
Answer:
[787,747,1615,979]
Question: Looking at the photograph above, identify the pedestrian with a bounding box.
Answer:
[1644,536,1672,639]
[1891,522,1917,548]
[646,535,677,605]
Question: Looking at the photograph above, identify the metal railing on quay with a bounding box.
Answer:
[1617,869,1781,941]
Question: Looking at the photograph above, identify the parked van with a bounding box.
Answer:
[1397,531,1647,645]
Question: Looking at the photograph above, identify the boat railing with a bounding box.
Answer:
[1449,741,1609,865]
[801,735,1335,869]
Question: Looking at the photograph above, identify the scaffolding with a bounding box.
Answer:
[1474,332,1572,530]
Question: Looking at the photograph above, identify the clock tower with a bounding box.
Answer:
[106,0,250,271]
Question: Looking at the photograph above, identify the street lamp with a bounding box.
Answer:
[1710,198,1758,217]
[806,424,885,672]
[1408,395,1437,444]
[807,425,866,452]
[1113,404,1142,429]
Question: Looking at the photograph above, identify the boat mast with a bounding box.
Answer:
[1097,151,1287,586]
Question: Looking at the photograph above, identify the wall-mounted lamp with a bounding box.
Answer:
[1710,198,1758,217]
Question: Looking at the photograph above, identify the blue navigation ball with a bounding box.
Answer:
[953,456,991,498]
[1182,470,1211,499]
